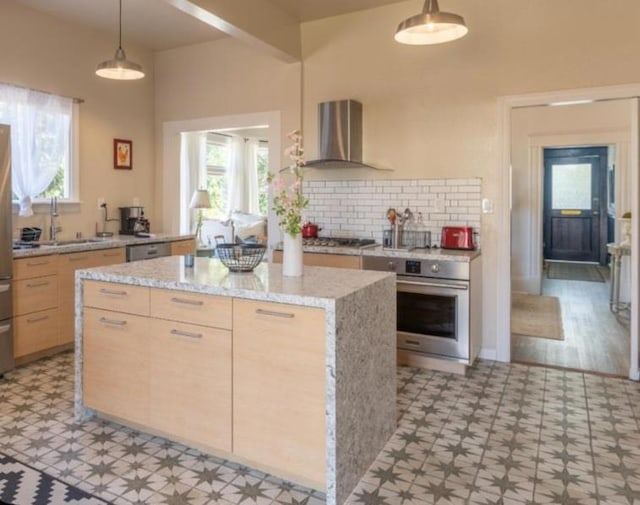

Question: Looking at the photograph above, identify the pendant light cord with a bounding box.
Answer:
[118,0,123,50]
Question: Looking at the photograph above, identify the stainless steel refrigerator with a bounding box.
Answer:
[0,124,14,376]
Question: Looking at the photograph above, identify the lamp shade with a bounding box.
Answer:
[190,189,212,209]
[395,0,468,45]
[96,47,144,80]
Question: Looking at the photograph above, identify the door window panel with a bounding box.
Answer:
[551,163,591,210]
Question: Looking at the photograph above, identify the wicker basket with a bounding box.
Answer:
[216,243,266,272]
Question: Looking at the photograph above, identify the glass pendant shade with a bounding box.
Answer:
[96,0,144,80]
[395,0,468,45]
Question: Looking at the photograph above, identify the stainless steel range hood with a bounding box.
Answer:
[305,100,385,169]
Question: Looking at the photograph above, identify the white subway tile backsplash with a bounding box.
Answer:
[302,177,481,244]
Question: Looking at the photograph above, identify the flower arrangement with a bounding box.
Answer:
[268,129,308,237]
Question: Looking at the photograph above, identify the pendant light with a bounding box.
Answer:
[394,0,468,45]
[96,0,144,80]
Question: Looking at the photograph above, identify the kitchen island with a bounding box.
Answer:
[74,256,397,505]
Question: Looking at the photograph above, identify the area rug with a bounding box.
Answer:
[547,262,605,282]
[512,293,564,340]
[0,452,110,505]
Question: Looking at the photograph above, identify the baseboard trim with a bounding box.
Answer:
[479,348,497,361]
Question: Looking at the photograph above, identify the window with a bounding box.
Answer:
[0,83,77,216]
[202,133,269,219]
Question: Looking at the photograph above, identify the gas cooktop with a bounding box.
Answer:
[302,237,376,248]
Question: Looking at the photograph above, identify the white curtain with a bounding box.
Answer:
[0,84,72,216]
[226,137,260,217]
[179,131,206,234]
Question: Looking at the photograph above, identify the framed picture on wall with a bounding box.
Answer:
[114,139,132,170]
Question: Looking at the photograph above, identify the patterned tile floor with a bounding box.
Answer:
[1,353,639,505]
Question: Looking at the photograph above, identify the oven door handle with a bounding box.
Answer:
[398,280,469,290]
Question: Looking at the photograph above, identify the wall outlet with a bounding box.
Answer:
[482,198,494,214]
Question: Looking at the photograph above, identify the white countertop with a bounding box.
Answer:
[13,234,193,258]
[76,255,395,308]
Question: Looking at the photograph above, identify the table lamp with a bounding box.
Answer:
[189,189,212,248]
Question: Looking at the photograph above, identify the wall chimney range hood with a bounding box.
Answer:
[305,100,388,170]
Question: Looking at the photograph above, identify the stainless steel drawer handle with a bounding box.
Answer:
[170,329,203,339]
[27,315,49,324]
[0,284,9,293]
[405,340,421,346]
[170,297,204,306]
[26,260,49,266]
[255,309,295,319]
[70,256,90,262]
[26,280,50,288]
[0,324,11,334]
[103,252,121,257]
[99,288,128,296]
[99,317,127,326]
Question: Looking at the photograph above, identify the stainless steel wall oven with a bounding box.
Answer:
[362,256,475,363]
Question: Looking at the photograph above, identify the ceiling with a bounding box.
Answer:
[8,0,406,51]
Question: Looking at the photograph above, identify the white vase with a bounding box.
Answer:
[282,233,303,277]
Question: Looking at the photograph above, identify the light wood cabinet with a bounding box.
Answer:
[84,280,150,316]
[150,289,231,330]
[272,250,361,269]
[170,239,195,256]
[12,256,60,359]
[232,298,326,486]
[83,307,150,424]
[13,308,59,358]
[59,248,126,345]
[148,318,231,451]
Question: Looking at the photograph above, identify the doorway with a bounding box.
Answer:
[496,86,640,379]
[543,147,608,265]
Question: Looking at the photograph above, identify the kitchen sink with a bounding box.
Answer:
[40,238,109,247]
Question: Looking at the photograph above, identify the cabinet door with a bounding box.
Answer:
[148,319,231,451]
[59,249,126,345]
[83,308,149,424]
[59,252,95,345]
[170,239,195,256]
[233,299,326,486]
[13,308,59,358]
[272,251,361,269]
[13,275,58,316]
[14,255,59,280]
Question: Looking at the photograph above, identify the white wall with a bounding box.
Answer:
[511,100,631,293]
[154,0,640,356]
[0,2,155,239]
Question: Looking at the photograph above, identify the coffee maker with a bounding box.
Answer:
[119,206,150,235]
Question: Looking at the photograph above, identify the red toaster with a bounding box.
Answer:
[441,226,475,250]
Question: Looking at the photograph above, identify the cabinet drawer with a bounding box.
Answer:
[148,318,232,451]
[84,280,149,316]
[14,308,59,358]
[83,308,149,424]
[13,275,58,316]
[14,255,59,280]
[170,239,195,256]
[92,248,126,265]
[150,289,231,329]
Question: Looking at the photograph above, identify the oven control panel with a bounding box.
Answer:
[362,256,470,281]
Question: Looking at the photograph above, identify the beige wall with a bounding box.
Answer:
[511,101,631,294]
[154,0,640,356]
[0,1,155,239]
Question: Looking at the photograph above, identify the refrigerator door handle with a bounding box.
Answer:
[0,324,10,334]
[0,275,10,281]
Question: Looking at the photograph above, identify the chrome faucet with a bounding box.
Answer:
[49,196,61,240]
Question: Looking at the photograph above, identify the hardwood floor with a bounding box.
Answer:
[511,266,630,376]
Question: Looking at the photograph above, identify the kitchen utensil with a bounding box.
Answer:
[387,208,397,225]
[302,222,322,238]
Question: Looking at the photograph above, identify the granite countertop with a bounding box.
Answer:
[278,243,481,262]
[13,234,194,258]
[76,256,395,309]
